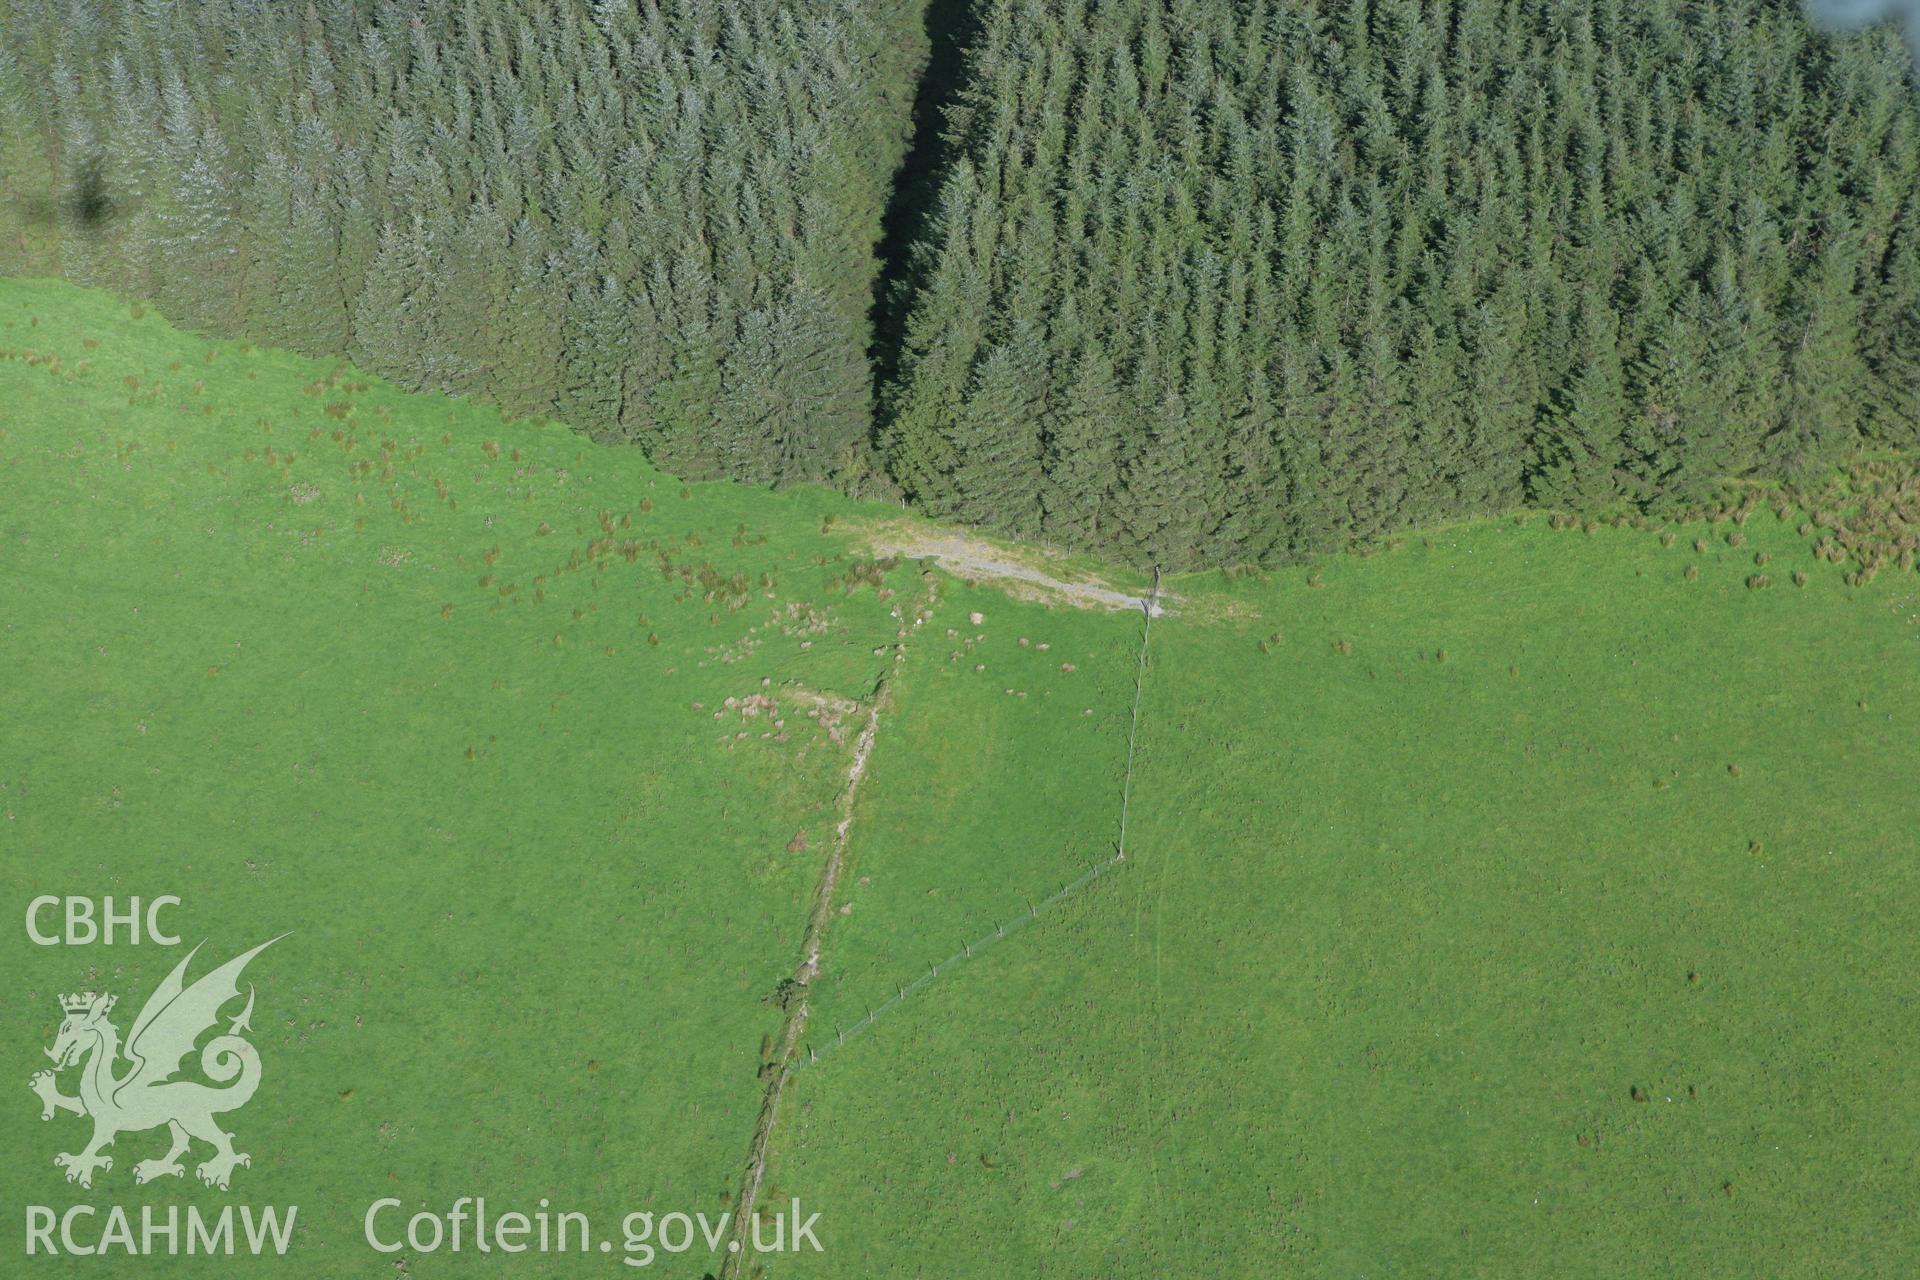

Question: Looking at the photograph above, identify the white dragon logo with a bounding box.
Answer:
[29,937,283,1191]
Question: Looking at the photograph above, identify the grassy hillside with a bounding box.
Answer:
[6,277,1919,1276]
[0,278,909,1274]
[772,514,1920,1275]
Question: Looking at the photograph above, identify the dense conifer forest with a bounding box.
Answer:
[2,0,1916,569]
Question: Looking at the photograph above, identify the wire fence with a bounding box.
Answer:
[796,570,1161,1071]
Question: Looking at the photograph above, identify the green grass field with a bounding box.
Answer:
[772,520,1920,1275]
[6,278,1920,1276]
[0,279,912,1275]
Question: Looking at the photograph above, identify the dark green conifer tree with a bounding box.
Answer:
[945,334,1048,537]
[1532,297,1626,509]
[1040,345,1122,547]
[1770,223,1869,481]
[1864,236,1920,447]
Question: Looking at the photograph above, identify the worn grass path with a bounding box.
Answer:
[873,529,1171,615]
[718,577,932,1274]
